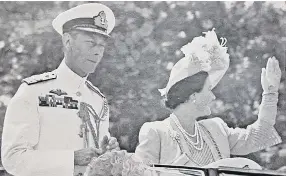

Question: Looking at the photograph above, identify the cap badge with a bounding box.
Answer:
[93,11,108,31]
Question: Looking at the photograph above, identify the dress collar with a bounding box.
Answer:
[55,58,88,89]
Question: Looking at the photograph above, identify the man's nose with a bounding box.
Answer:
[93,45,105,54]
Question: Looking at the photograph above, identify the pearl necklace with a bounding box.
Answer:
[171,114,204,151]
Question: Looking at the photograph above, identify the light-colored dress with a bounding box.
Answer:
[135,94,282,167]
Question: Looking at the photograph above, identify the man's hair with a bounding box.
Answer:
[164,71,209,109]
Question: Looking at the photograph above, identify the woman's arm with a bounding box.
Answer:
[222,57,282,155]
[221,94,281,155]
[134,122,161,164]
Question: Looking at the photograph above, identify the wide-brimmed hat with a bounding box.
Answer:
[159,28,230,97]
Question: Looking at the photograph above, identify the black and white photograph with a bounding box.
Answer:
[0,1,285,176]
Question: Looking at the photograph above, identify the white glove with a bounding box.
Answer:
[261,56,281,94]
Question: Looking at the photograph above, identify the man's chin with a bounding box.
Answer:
[85,65,97,74]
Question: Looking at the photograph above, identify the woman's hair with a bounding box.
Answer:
[164,71,209,109]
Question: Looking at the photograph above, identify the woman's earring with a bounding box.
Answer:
[191,93,197,104]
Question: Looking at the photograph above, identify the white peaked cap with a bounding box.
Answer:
[52,3,115,37]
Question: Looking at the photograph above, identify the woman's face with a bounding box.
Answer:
[189,77,216,116]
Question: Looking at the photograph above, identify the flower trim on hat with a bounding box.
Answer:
[180,28,228,73]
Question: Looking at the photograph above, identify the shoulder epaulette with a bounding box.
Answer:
[22,72,57,85]
[85,80,105,98]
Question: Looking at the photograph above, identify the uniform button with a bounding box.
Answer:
[76,91,81,96]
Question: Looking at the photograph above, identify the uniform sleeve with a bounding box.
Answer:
[220,94,282,155]
[134,122,161,164]
[1,84,74,176]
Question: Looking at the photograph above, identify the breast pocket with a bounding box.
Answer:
[39,106,80,122]
[37,106,83,149]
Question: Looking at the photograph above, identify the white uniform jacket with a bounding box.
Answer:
[1,60,110,176]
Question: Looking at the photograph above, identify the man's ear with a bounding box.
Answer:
[62,33,71,50]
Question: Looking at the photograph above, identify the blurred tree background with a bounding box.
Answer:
[0,1,285,170]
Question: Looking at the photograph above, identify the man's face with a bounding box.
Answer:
[65,30,107,76]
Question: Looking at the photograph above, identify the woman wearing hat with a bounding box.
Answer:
[83,29,282,176]
[134,29,282,168]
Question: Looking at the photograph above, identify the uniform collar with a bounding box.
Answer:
[56,58,88,89]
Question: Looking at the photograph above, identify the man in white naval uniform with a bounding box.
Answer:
[1,3,119,176]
